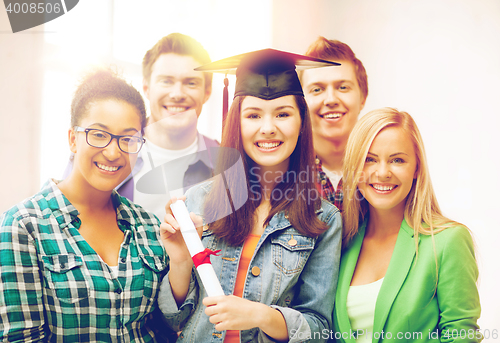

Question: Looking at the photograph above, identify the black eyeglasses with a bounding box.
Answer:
[74,126,145,154]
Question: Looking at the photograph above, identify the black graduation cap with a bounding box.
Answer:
[195,48,340,121]
[136,50,338,217]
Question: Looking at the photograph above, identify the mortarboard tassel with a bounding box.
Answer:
[194,49,339,126]
[222,75,229,126]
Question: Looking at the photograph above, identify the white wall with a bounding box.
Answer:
[0,10,43,211]
[1,0,498,334]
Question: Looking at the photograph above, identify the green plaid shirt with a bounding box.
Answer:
[0,180,167,342]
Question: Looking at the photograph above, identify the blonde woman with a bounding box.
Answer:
[334,108,481,342]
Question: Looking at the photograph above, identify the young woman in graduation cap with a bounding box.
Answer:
[158,49,343,342]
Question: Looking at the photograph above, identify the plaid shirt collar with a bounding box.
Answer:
[315,157,344,212]
[42,180,145,231]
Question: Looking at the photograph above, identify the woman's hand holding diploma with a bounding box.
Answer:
[160,197,225,306]
[160,197,203,306]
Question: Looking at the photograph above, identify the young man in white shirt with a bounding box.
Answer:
[127,33,219,219]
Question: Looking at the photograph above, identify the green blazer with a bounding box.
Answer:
[333,220,481,343]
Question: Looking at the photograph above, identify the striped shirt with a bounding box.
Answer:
[0,180,167,342]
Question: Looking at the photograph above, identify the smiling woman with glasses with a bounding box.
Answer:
[0,69,168,342]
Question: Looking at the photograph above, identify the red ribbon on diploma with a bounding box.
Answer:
[192,248,221,268]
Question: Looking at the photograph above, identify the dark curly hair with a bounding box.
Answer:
[70,68,147,129]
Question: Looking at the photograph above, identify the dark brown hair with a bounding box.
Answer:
[142,32,212,91]
[204,95,327,246]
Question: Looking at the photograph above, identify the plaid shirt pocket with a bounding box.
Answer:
[41,254,89,304]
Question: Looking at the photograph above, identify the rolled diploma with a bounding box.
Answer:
[170,200,225,297]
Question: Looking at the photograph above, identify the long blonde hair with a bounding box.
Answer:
[342,108,463,248]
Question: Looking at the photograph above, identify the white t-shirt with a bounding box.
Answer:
[133,135,201,220]
[346,277,384,342]
[97,254,120,278]
[322,166,342,191]
[108,265,119,278]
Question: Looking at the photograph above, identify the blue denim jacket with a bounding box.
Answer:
[158,182,342,342]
